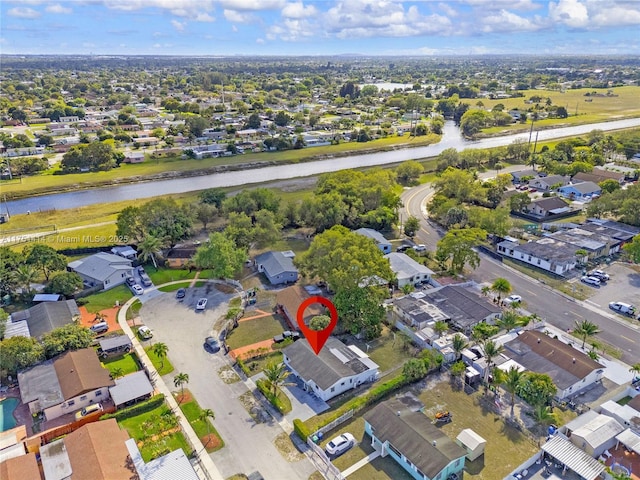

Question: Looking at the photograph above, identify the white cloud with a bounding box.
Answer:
[256,38,265,44]
[588,2,640,27]
[171,19,187,32]
[282,2,317,19]
[217,0,285,11]
[480,9,543,33]
[548,0,589,28]
[462,0,541,11]
[223,9,255,23]
[195,12,215,22]
[231,25,238,32]
[438,2,458,17]
[104,0,215,18]
[7,7,41,19]
[46,4,72,14]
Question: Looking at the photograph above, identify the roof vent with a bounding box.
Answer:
[572,358,576,364]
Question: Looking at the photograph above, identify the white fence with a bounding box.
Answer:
[306,439,345,480]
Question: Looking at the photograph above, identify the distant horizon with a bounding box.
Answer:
[2,1,640,56]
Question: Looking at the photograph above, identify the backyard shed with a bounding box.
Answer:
[456,428,486,461]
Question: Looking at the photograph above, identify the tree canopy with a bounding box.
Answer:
[193,232,246,278]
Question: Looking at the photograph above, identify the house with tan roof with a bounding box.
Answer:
[0,453,40,480]
[275,285,324,331]
[18,348,114,421]
[503,331,604,400]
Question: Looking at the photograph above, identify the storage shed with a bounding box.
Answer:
[456,428,486,461]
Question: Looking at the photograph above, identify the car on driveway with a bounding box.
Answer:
[196,298,208,310]
[138,326,153,339]
[126,275,136,286]
[581,276,601,287]
[204,336,220,352]
[325,433,355,457]
[413,244,427,252]
[588,269,610,282]
[176,288,186,299]
[503,294,522,305]
[396,244,411,253]
[132,284,144,295]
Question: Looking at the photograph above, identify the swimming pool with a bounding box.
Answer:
[0,397,19,432]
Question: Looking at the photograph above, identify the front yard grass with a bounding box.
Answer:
[83,284,132,313]
[347,326,415,374]
[101,352,140,376]
[241,351,283,375]
[157,280,206,292]
[176,391,224,453]
[226,314,286,350]
[146,267,197,285]
[145,346,175,375]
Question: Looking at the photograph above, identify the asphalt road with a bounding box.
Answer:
[139,285,315,480]
[400,171,640,366]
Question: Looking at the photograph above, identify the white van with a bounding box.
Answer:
[609,302,636,316]
[90,322,109,334]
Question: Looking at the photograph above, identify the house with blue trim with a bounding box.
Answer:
[557,181,602,200]
[363,400,466,480]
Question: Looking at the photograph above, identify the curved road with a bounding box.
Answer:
[401,175,640,366]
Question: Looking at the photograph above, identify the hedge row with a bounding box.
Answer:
[100,393,165,421]
[256,378,292,414]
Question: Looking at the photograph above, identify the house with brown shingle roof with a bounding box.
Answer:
[18,348,114,421]
[40,419,134,480]
[573,170,625,185]
[0,453,41,480]
[275,285,324,330]
[503,331,604,400]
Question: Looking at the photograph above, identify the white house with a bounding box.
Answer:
[385,252,434,287]
[355,228,392,254]
[599,400,640,433]
[68,252,133,290]
[497,238,577,276]
[282,338,379,402]
[569,414,625,457]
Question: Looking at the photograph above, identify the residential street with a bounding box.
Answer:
[139,287,315,480]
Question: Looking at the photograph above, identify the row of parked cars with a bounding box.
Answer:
[580,269,610,287]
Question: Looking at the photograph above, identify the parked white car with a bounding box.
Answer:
[581,276,601,287]
[325,433,355,456]
[609,302,636,317]
[196,298,208,310]
[589,269,609,281]
[413,244,427,252]
[503,294,522,305]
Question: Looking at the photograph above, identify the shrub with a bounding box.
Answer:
[293,418,310,440]
[101,394,165,421]
[256,378,291,414]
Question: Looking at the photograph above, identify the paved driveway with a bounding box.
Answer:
[585,263,640,318]
[139,285,315,479]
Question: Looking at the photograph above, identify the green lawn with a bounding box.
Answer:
[226,314,286,350]
[146,267,197,285]
[145,346,175,375]
[101,352,140,376]
[158,280,205,292]
[177,393,224,453]
[83,285,132,313]
[349,327,414,374]
[240,352,283,376]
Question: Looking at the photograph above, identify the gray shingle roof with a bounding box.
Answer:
[68,252,132,282]
[11,300,80,339]
[364,400,466,479]
[385,252,434,280]
[421,285,501,330]
[255,251,297,277]
[109,371,153,407]
[561,181,601,194]
[355,228,390,245]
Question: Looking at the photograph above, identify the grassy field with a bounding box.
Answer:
[241,351,284,376]
[177,391,224,453]
[82,285,132,313]
[145,266,197,284]
[145,345,175,375]
[1,132,440,198]
[348,327,414,374]
[101,352,140,376]
[226,314,286,350]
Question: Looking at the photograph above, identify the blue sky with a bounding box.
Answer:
[2,0,640,56]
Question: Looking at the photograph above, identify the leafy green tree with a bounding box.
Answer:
[41,323,93,359]
[432,167,482,204]
[23,244,67,282]
[274,111,291,127]
[0,308,8,340]
[436,228,486,274]
[472,322,499,343]
[623,235,640,263]
[263,361,294,396]
[246,113,261,129]
[45,272,83,297]
[491,277,512,303]
[516,372,557,406]
[199,188,226,208]
[253,209,283,248]
[173,372,190,399]
[116,206,146,244]
[185,115,209,137]
[450,361,466,387]
[574,319,600,349]
[296,225,395,292]
[223,188,280,216]
[195,203,218,231]
[498,310,521,332]
[12,264,38,298]
[396,160,424,186]
[152,342,169,370]
[193,232,246,278]
[510,192,531,212]
[139,198,194,248]
[309,315,331,331]
[0,336,45,375]
[403,215,420,237]
[61,141,116,172]
[111,367,124,379]
[452,334,468,360]
[532,404,557,425]
[225,212,255,249]
[299,192,348,233]
[403,358,427,381]
[138,235,164,269]
[502,366,524,416]
[334,284,387,339]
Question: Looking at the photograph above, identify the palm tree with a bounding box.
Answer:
[491,278,512,304]
[483,339,504,384]
[498,310,520,332]
[503,366,524,417]
[138,234,164,269]
[12,264,38,298]
[481,285,491,297]
[173,372,189,399]
[199,408,215,446]
[630,363,640,381]
[574,320,600,349]
[452,334,468,360]
[532,404,556,425]
[433,320,448,337]
[263,361,294,397]
[587,350,599,361]
[152,342,169,370]
[111,367,124,379]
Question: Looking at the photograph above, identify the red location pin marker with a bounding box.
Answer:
[296,296,338,355]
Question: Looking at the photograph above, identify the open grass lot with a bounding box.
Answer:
[101,352,140,376]
[176,391,224,453]
[1,132,439,199]
[226,313,286,350]
[417,380,539,480]
[82,284,132,313]
[347,326,414,374]
[145,266,197,285]
[144,345,175,375]
[241,351,283,375]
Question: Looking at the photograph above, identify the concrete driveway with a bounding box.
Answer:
[139,284,315,479]
[585,263,640,318]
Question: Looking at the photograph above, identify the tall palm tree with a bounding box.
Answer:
[452,334,468,361]
[498,310,520,332]
[152,342,169,370]
[587,350,599,361]
[138,235,164,269]
[199,408,215,446]
[483,339,504,384]
[491,278,512,303]
[574,320,600,349]
[263,361,294,397]
[111,367,124,379]
[532,404,555,425]
[12,264,38,298]
[433,320,448,337]
[503,366,524,416]
[173,372,189,399]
